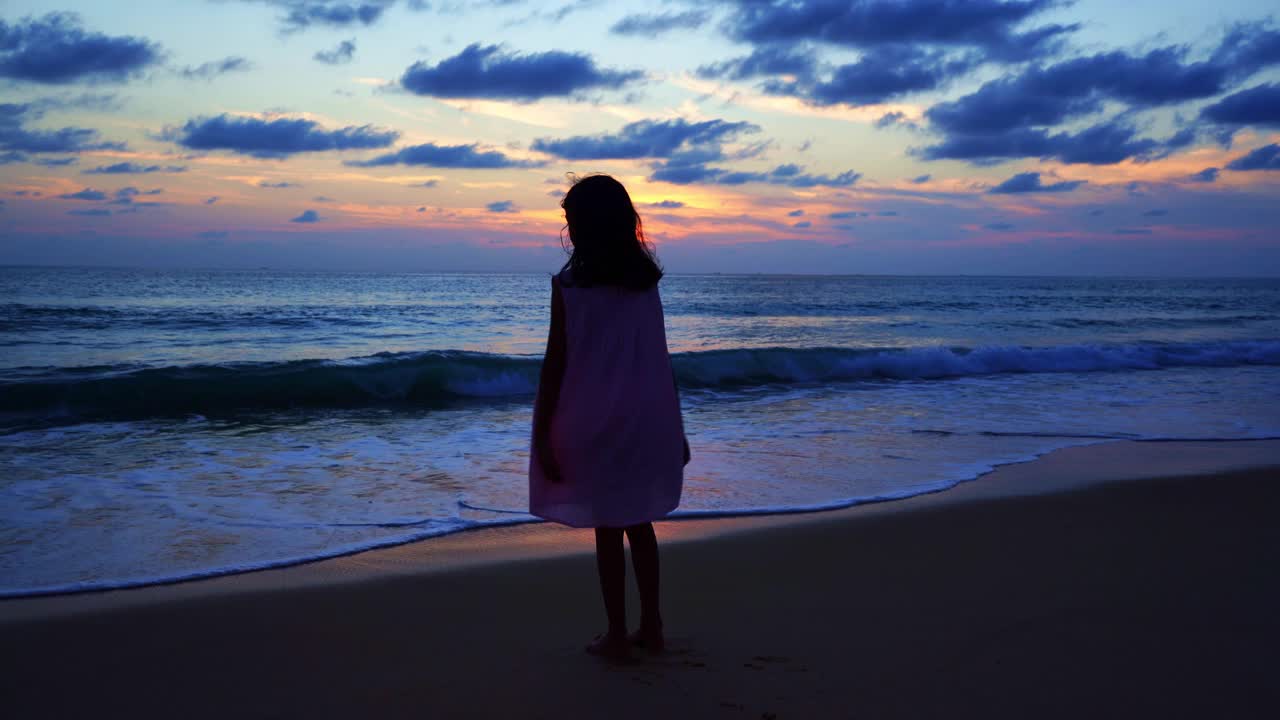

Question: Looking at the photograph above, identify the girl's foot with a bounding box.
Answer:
[585,632,630,660]
[628,625,666,654]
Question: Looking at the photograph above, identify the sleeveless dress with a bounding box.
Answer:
[528,270,685,528]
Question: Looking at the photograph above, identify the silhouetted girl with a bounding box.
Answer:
[529,173,690,660]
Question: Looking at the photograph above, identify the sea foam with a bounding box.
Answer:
[3,339,1278,423]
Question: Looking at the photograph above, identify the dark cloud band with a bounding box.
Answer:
[719,0,1071,60]
[1,103,125,157]
[167,114,399,158]
[532,118,759,160]
[346,142,541,168]
[1226,144,1280,171]
[988,172,1086,194]
[1201,83,1280,127]
[0,13,161,84]
[85,162,187,174]
[401,44,643,101]
[610,11,709,38]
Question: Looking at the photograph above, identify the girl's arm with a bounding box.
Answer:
[533,277,567,482]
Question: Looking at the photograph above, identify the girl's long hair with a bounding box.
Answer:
[559,174,663,290]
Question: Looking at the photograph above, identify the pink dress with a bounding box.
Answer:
[528,271,685,528]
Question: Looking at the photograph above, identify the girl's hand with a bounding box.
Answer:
[682,436,691,467]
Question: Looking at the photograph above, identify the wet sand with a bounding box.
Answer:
[4,440,1279,718]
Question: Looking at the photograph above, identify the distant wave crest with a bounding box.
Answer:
[3,340,1279,423]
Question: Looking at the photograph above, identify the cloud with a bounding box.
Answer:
[651,161,861,188]
[205,196,220,205]
[180,56,252,80]
[291,209,322,222]
[984,222,1015,231]
[0,102,126,156]
[233,1,397,32]
[650,200,684,208]
[99,185,165,206]
[503,0,597,26]
[116,186,161,198]
[313,195,336,202]
[702,43,973,107]
[108,188,165,204]
[918,25,1280,166]
[788,209,805,217]
[1113,228,1153,235]
[920,119,1186,165]
[695,1,1078,110]
[196,230,229,240]
[784,47,975,106]
[532,118,758,160]
[0,12,162,84]
[1226,143,1280,171]
[32,154,77,165]
[1210,21,1280,78]
[792,220,812,228]
[873,111,918,130]
[988,171,1086,194]
[412,179,439,188]
[486,200,517,212]
[1188,167,1220,183]
[536,116,777,186]
[820,48,972,104]
[258,180,300,188]
[85,162,186,174]
[68,208,111,216]
[58,188,108,201]
[29,92,124,112]
[346,142,540,168]
[910,174,931,184]
[400,43,642,100]
[285,1,389,30]
[649,161,724,184]
[697,46,818,83]
[925,46,1239,140]
[314,39,356,65]
[610,10,709,38]
[167,114,398,158]
[829,210,868,219]
[1201,83,1280,127]
[718,0,1073,61]
[1143,209,1168,217]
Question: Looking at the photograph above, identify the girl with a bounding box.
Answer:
[529,174,690,660]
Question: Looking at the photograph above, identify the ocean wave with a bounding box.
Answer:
[2,339,1279,422]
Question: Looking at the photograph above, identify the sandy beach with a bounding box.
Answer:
[4,439,1279,719]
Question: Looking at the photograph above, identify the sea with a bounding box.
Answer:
[2,266,1278,596]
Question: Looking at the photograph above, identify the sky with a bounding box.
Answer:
[1,0,1278,275]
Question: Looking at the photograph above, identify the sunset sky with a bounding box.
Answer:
[2,0,1278,275]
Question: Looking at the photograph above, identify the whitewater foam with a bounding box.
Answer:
[3,339,1278,423]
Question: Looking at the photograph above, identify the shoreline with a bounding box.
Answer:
[4,438,1278,718]
[5,439,1279,718]
[4,437,1278,618]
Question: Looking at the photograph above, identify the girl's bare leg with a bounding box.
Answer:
[624,522,665,653]
[587,527,629,658]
